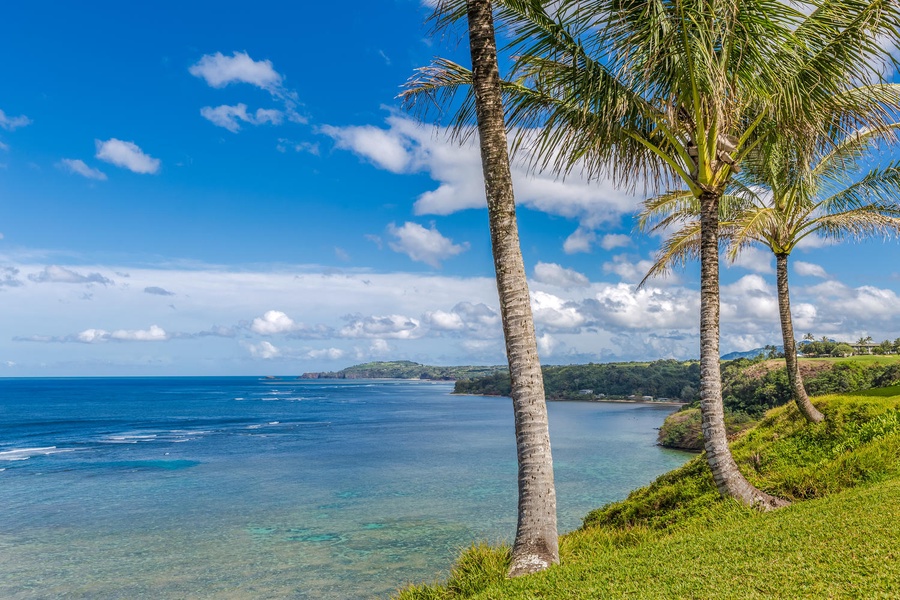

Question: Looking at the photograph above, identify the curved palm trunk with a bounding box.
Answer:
[776,253,825,423]
[699,192,788,510]
[465,0,559,576]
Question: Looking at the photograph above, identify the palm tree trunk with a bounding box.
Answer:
[699,191,788,510]
[776,253,825,423]
[465,0,559,576]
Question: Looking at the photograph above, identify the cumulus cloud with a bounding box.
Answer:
[532,262,589,289]
[721,275,778,321]
[794,261,828,278]
[190,51,305,127]
[199,103,283,133]
[563,228,597,254]
[57,159,107,181]
[28,265,113,285]
[424,302,500,338]
[190,51,283,91]
[0,109,31,131]
[319,124,413,173]
[602,255,657,284]
[584,284,699,332]
[251,310,297,335]
[600,234,633,250]
[248,341,280,359]
[248,309,333,338]
[322,114,641,242]
[387,222,469,268]
[729,247,774,274]
[144,286,175,296]
[95,139,160,174]
[306,347,344,360]
[340,314,423,339]
[531,291,587,331]
[1,267,23,288]
[62,325,169,344]
[537,332,558,357]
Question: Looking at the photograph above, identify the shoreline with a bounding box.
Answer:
[452,391,687,406]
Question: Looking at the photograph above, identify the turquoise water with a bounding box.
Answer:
[0,378,690,599]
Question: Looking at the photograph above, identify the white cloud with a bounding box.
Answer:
[6,256,900,375]
[425,309,465,331]
[189,51,283,91]
[73,325,168,343]
[532,262,589,289]
[563,228,597,254]
[57,159,107,181]
[28,265,112,285]
[95,139,160,174]
[365,338,392,357]
[531,291,587,331]
[248,341,280,359]
[341,314,423,339]
[251,310,297,335]
[306,347,344,360]
[387,222,469,268]
[600,234,632,250]
[585,284,699,332]
[111,325,168,342]
[199,104,283,133]
[721,275,778,321]
[537,332,558,357]
[602,255,657,284]
[729,246,774,274]
[0,109,31,131]
[794,261,828,278]
[190,51,305,127]
[322,114,642,241]
[424,302,500,338]
[319,124,412,173]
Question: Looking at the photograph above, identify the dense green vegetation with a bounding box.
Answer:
[658,356,900,449]
[722,356,900,416]
[454,356,900,412]
[300,361,506,381]
[394,388,900,598]
[454,360,700,400]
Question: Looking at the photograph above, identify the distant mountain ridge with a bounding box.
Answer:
[721,346,784,361]
[300,360,507,381]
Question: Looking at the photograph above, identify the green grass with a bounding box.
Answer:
[802,355,900,365]
[394,388,900,599]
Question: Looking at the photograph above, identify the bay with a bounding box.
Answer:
[0,377,690,599]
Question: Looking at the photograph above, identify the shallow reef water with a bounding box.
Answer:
[0,377,689,599]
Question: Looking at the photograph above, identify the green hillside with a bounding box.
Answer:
[300,360,506,381]
[394,387,900,598]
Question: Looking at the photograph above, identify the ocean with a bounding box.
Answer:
[0,377,690,599]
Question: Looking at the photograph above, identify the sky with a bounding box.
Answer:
[1,1,899,377]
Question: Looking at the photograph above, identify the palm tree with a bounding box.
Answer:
[407,0,900,508]
[641,124,900,423]
[444,0,559,576]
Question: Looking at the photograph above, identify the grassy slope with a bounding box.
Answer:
[395,387,900,599]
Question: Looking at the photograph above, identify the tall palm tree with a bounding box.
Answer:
[438,0,560,576]
[641,124,900,423]
[406,0,900,508]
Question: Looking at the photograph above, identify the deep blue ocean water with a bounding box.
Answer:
[0,377,690,599]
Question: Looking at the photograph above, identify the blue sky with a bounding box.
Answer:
[2,1,899,376]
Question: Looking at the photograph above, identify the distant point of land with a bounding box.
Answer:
[299,360,506,381]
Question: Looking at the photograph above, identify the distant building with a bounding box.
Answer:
[850,342,879,355]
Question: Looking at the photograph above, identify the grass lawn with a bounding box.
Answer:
[395,387,900,599]
[800,354,900,365]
